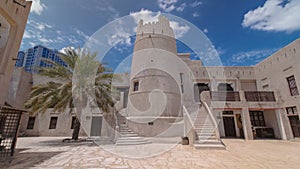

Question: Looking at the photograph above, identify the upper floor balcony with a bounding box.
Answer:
[211,91,241,102]
[210,91,276,102]
[200,90,278,110]
[244,91,276,102]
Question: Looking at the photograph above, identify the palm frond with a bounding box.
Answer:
[25,47,115,116]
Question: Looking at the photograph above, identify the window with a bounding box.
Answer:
[133,81,139,91]
[223,111,234,115]
[0,115,6,135]
[262,84,269,89]
[26,117,36,129]
[286,106,298,115]
[249,111,265,127]
[71,116,76,129]
[49,117,58,129]
[287,75,299,96]
[180,73,184,93]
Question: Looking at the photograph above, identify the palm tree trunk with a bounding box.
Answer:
[72,117,80,140]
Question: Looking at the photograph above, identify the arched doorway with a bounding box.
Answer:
[217,83,234,91]
[194,83,210,102]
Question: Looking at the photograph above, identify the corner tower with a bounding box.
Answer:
[127,15,184,137]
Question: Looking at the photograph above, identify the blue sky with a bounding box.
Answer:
[22,0,300,68]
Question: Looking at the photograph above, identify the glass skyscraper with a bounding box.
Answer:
[15,45,66,73]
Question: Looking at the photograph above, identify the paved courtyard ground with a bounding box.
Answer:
[1,137,300,169]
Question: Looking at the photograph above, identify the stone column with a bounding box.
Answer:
[236,78,242,91]
[296,105,300,120]
[241,108,253,140]
[275,109,287,140]
[277,108,294,140]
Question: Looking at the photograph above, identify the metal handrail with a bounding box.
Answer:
[200,101,220,139]
[244,91,276,102]
[210,91,240,101]
[182,106,195,136]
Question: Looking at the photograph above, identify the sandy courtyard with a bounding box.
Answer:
[0,137,300,169]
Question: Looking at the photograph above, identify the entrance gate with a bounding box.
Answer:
[0,106,24,157]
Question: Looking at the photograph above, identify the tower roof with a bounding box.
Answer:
[136,15,175,38]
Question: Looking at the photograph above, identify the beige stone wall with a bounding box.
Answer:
[254,39,300,109]
[18,72,129,137]
[19,109,87,137]
[6,67,32,109]
[0,0,32,105]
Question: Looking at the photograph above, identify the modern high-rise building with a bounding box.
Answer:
[15,51,25,67]
[16,45,66,73]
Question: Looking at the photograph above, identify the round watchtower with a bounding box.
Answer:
[127,15,183,137]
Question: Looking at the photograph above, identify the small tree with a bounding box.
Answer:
[25,48,114,140]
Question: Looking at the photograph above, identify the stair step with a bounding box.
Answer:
[195,128,215,130]
[120,133,138,137]
[196,133,216,137]
[116,113,151,146]
[116,141,150,146]
[198,135,217,140]
[116,139,148,142]
[119,131,136,134]
[197,140,222,144]
[195,128,215,131]
[194,144,226,150]
[117,137,144,140]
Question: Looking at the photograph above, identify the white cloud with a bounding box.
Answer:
[158,0,178,12]
[59,46,76,54]
[74,28,90,40]
[30,0,46,15]
[22,19,87,50]
[190,0,202,7]
[77,0,119,21]
[203,28,208,33]
[130,9,161,24]
[170,21,190,38]
[192,12,199,17]
[39,37,53,44]
[242,0,300,32]
[231,48,278,65]
[108,30,131,47]
[176,3,186,12]
[29,42,37,47]
[23,30,32,39]
[27,20,52,31]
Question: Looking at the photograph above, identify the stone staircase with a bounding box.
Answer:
[193,108,226,150]
[115,113,150,146]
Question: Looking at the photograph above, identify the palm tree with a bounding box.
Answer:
[25,48,115,140]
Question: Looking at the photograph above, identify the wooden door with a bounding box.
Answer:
[289,116,300,137]
[90,116,102,137]
[223,116,236,137]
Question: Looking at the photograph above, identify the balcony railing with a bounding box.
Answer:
[211,91,241,102]
[244,91,276,102]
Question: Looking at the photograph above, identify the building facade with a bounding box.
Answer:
[0,0,32,105]
[16,45,66,73]
[15,16,300,148]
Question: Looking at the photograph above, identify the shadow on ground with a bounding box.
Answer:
[38,138,97,147]
[0,149,63,169]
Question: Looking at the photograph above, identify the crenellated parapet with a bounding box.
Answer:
[136,15,175,38]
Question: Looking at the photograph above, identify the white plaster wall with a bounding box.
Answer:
[0,0,32,105]
[264,110,281,139]
[254,39,300,109]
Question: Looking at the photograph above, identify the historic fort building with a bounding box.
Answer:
[15,16,300,149]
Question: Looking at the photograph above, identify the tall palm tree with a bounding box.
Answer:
[25,48,115,140]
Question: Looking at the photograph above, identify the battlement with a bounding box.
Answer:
[136,15,175,38]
